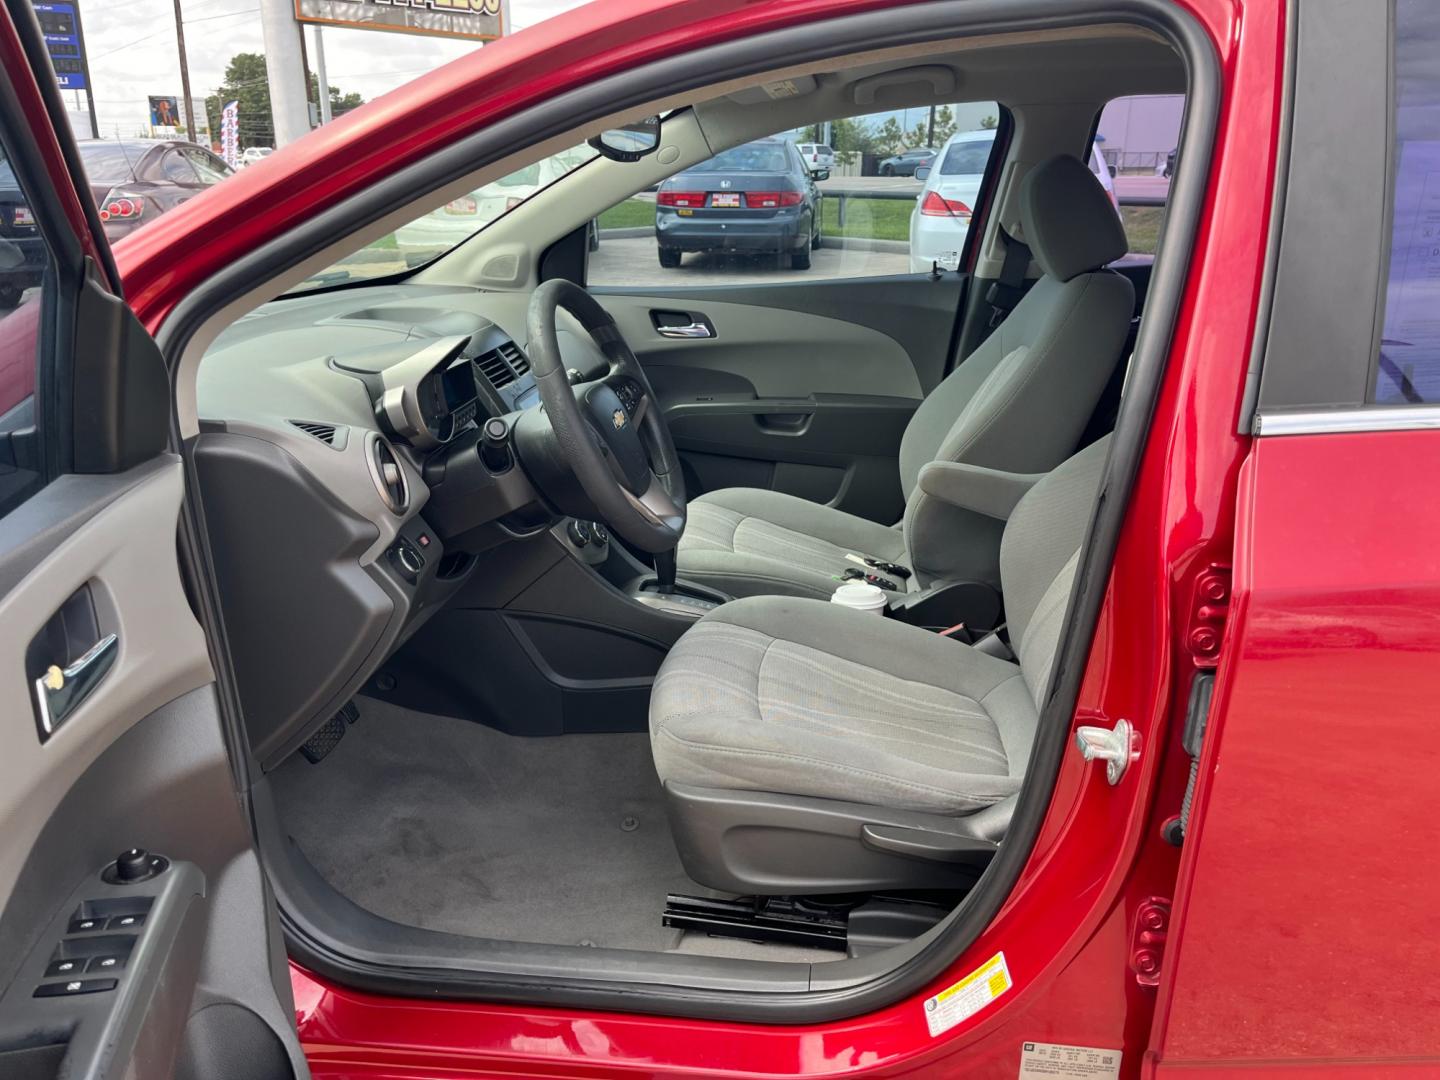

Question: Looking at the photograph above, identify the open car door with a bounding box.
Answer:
[0,4,306,1077]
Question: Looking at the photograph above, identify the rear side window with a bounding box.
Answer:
[938,141,991,175]
[1371,0,1440,404]
[1097,94,1184,257]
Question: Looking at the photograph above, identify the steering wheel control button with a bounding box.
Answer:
[34,978,117,998]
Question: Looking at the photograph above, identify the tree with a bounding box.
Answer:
[979,114,999,130]
[875,116,906,156]
[205,52,367,150]
[827,115,878,166]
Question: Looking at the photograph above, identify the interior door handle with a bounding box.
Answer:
[36,633,118,737]
[656,321,713,339]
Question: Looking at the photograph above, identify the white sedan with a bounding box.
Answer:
[909,131,1117,273]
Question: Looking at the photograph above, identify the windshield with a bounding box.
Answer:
[681,144,790,174]
[291,143,597,293]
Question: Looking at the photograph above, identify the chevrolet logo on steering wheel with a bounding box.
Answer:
[612,408,628,430]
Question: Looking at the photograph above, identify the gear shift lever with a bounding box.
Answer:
[654,549,678,595]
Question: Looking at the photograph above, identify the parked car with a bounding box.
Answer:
[240,146,274,166]
[909,129,1116,272]
[75,139,234,243]
[878,146,936,176]
[654,137,824,269]
[4,0,1439,1076]
[795,141,835,171]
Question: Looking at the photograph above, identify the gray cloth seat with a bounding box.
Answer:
[676,154,1133,601]
[651,436,1109,824]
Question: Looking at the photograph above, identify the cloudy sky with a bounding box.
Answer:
[73,0,591,137]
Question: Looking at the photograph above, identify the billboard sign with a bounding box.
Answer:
[149,95,181,134]
[294,0,501,41]
[32,2,89,91]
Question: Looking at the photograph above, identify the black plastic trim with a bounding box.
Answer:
[160,0,1219,1025]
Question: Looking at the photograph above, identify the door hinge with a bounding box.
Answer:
[1129,896,1171,988]
[1163,565,1231,846]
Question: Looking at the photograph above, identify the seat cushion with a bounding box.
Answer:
[649,596,1037,814]
[677,488,909,600]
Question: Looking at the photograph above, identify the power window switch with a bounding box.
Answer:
[67,916,104,933]
[107,914,145,931]
[44,958,84,978]
[34,978,117,998]
[88,954,125,973]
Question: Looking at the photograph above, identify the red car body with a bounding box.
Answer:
[9,0,1431,1074]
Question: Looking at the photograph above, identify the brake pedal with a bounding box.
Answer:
[300,701,359,764]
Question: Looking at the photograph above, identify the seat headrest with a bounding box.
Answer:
[1019,154,1128,282]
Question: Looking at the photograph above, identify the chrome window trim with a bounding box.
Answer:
[1255,406,1440,437]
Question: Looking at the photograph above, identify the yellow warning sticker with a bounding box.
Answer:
[923,951,1013,1037]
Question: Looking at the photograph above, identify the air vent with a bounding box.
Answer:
[289,420,341,446]
[498,339,530,376]
[368,436,409,515]
[473,346,517,389]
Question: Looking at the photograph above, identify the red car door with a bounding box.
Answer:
[1150,0,1440,1075]
[0,4,306,1077]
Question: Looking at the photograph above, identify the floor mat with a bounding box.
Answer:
[270,697,696,951]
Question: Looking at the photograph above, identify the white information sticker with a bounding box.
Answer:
[922,952,1012,1037]
[1018,1041,1122,1079]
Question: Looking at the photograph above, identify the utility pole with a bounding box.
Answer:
[258,0,311,146]
[172,0,197,141]
[313,25,332,123]
[925,105,936,149]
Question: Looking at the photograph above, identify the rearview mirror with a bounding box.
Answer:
[913,165,931,182]
[589,116,661,163]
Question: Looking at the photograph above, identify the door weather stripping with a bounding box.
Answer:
[1074,718,1134,785]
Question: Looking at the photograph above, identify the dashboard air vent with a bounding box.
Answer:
[498,339,530,376]
[289,420,341,446]
[473,346,517,389]
[368,436,409,515]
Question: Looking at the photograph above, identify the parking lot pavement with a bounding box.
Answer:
[818,176,921,196]
[588,237,912,286]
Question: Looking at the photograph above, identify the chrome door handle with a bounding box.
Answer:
[35,633,118,737]
[657,322,713,339]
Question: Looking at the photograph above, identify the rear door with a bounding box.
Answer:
[0,5,306,1078]
[586,105,1006,525]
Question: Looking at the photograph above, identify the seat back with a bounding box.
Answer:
[999,434,1112,706]
[897,155,1134,499]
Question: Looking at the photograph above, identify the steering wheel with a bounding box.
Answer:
[525,279,686,554]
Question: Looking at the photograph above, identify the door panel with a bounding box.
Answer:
[596,275,964,521]
[0,2,305,1075]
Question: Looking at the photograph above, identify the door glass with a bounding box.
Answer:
[0,142,52,519]
[588,102,1002,286]
[1371,0,1440,404]
[1096,94,1185,257]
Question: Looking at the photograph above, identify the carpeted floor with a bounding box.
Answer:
[271,697,698,951]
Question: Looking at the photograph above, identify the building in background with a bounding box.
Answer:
[1097,94,1185,173]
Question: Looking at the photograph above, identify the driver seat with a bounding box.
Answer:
[649,436,1108,894]
[675,154,1131,600]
